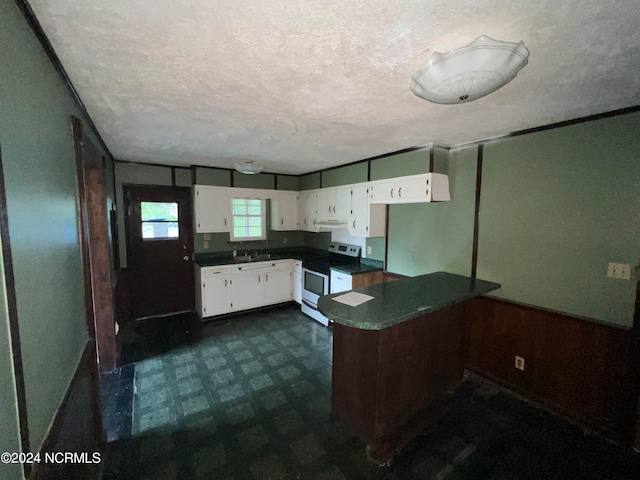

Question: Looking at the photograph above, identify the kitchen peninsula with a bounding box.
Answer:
[318,272,500,463]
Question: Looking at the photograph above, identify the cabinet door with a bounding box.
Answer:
[263,268,293,304]
[395,174,429,203]
[231,273,264,311]
[369,179,396,204]
[305,191,319,231]
[333,186,352,221]
[349,184,369,237]
[194,186,231,233]
[271,191,299,231]
[330,270,352,294]
[293,261,302,304]
[316,188,335,220]
[202,274,232,317]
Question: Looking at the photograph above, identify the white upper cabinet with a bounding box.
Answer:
[316,187,335,221]
[334,186,352,221]
[317,186,351,222]
[299,190,328,232]
[369,173,450,204]
[369,178,397,204]
[194,186,232,233]
[193,172,449,235]
[299,190,316,231]
[349,184,386,237]
[270,190,299,231]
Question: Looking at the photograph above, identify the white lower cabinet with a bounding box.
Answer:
[330,270,352,294]
[263,266,293,305]
[197,260,294,319]
[293,260,302,304]
[197,266,232,318]
[230,271,263,311]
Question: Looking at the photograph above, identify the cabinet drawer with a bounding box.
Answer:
[202,267,230,278]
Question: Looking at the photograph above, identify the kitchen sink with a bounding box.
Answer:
[232,253,271,263]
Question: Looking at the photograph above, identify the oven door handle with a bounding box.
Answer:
[302,298,319,311]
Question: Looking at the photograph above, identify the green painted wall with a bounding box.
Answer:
[299,173,321,191]
[195,167,231,186]
[478,113,640,326]
[233,172,275,189]
[276,175,299,191]
[370,148,431,180]
[304,232,331,251]
[0,245,22,480]
[386,147,477,276]
[174,167,193,187]
[1,0,108,457]
[322,163,368,187]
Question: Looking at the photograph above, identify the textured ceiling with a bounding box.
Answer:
[27,0,640,174]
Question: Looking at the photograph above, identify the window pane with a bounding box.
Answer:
[142,221,179,239]
[230,198,265,241]
[141,202,178,221]
[248,205,261,215]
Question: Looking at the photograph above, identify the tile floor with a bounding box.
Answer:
[101,304,640,479]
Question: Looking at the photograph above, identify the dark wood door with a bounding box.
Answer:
[126,185,194,319]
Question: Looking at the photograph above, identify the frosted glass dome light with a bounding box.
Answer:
[410,36,530,104]
[234,160,264,175]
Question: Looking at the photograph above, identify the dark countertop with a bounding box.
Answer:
[194,249,327,267]
[318,272,501,330]
[329,264,383,275]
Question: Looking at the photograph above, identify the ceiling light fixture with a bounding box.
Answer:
[410,35,529,104]
[234,160,264,175]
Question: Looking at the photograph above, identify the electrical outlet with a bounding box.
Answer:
[515,356,525,371]
[367,246,372,255]
[204,241,209,249]
[283,237,288,244]
[204,233,211,240]
[607,262,630,280]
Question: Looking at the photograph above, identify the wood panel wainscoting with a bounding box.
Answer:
[467,296,638,445]
[332,302,467,463]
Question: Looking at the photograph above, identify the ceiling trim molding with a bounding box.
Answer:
[13,0,114,160]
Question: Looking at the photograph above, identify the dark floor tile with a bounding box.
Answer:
[103,306,640,480]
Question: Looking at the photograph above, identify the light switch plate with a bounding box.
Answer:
[204,241,209,249]
[204,233,211,240]
[367,246,372,255]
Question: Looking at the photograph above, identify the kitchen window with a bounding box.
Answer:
[230,198,266,241]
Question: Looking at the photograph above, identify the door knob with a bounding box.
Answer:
[183,255,189,260]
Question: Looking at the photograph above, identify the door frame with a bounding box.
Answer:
[71,116,117,371]
[123,183,195,319]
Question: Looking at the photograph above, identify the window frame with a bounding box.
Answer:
[140,201,180,241]
[230,197,267,242]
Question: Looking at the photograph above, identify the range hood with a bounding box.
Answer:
[315,219,348,229]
